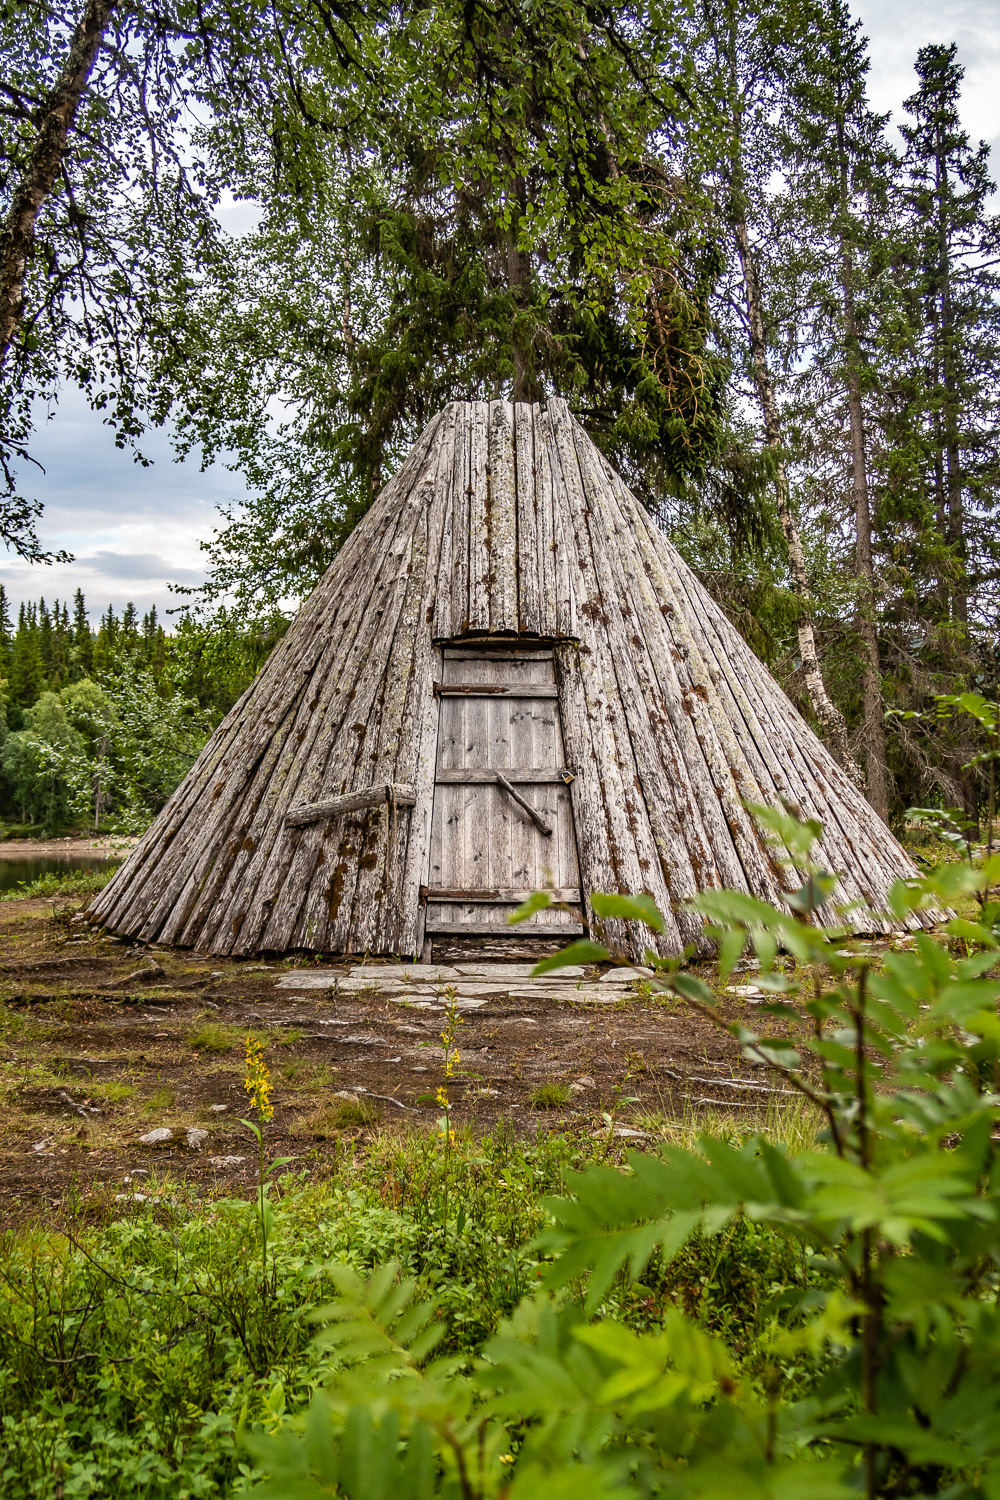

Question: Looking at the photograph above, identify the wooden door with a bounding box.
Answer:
[424,648,584,938]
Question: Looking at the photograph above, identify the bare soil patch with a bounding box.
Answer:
[0,896,825,1227]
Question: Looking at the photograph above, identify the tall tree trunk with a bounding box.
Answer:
[0,0,116,369]
[836,217,890,814]
[938,163,966,626]
[505,175,539,403]
[733,217,865,789]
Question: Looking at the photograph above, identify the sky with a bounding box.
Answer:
[3,0,1000,625]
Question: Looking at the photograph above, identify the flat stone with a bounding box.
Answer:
[453,962,585,979]
[209,1104,228,1113]
[275,972,341,989]
[185,1128,209,1149]
[505,986,621,1005]
[340,979,514,999]
[209,1155,245,1168]
[599,966,655,984]
[139,1127,173,1145]
[387,996,487,1010]
[348,964,461,981]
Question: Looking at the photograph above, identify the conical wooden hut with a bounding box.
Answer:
[92,399,928,961]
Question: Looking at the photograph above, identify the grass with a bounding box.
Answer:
[0,1007,55,1042]
[87,1080,135,1104]
[636,1090,822,1153]
[188,1022,305,1055]
[531,1081,571,1108]
[0,866,119,901]
[300,1096,382,1134]
[187,1021,238,1054]
[278,1060,337,1089]
[143,1086,176,1112]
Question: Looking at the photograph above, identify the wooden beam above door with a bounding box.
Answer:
[434,683,559,698]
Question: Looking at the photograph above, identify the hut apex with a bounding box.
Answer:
[92,399,930,960]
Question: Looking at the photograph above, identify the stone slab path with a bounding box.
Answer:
[274,962,657,1007]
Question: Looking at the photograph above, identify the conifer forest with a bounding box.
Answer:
[3,4,1000,1500]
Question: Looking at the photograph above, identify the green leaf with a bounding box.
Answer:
[590,892,665,933]
[509,891,553,925]
[717,927,746,983]
[665,971,714,1004]
[532,941,609,974]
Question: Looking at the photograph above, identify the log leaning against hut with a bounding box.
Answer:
[91,399,932,961]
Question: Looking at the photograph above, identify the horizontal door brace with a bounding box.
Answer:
[434,683,558,698]
[285,783,416,825]
[424,921,585,937]
[425,887,581,905]
[434,768,574,785]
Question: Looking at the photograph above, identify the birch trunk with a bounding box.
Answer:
[0,0,116,367]
[841,259,890,820]
[733,215,864,790]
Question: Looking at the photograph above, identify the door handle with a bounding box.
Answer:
[496,774,553,836]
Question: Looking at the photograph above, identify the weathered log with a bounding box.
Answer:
[285,785,417,824]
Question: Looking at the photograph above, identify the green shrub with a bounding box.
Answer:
[530,1081,570,1109]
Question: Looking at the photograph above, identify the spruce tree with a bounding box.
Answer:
[46,598,70,688]
[9,602,44,705]
[899,44,1000,635]
[0,584,12,678]
[72,589,92,676]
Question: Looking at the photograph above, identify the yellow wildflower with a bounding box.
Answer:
[244,1036,274,1122]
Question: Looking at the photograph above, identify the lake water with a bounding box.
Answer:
[0,853,119,893]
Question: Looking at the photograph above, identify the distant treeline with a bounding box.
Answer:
[0,589,166,706]
[0,589,286,834]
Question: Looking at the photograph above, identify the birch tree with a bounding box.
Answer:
[773,0,896,817]
[692,0,863,786]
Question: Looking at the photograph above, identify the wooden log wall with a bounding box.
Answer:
[91,399,932,958]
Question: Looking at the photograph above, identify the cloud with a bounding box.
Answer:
[78,551,205,585]
[3,385,246,620]
[855,0,1000,157]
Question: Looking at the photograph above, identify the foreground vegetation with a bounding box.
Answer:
[2,1122,811,1499]
[3,821,1000,1497]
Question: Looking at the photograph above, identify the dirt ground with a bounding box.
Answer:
[0,893,889,1228]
